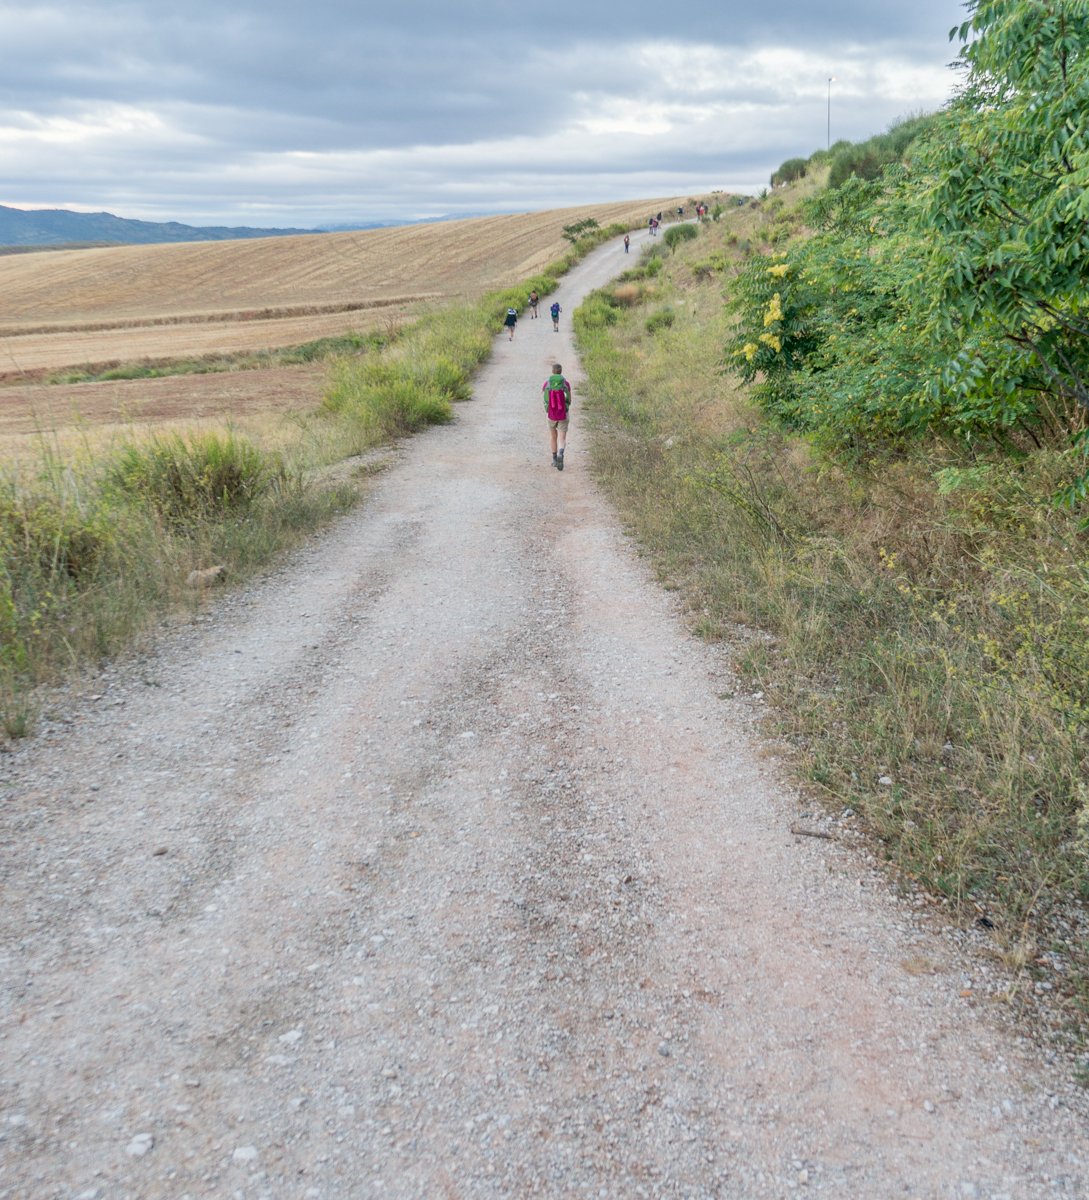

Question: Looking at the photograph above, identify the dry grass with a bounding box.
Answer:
[575,198,1089,1055]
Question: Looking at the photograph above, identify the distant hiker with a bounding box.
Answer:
[624,234,630,253]
[677,206,684,218]
[542,363,572,470]
[648,217,656,236]
[504,306,518,340]
[529,290,539,318]
[550,301,562,331]
[657,211,662,221]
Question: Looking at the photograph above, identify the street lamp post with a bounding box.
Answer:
[827,76,836,150]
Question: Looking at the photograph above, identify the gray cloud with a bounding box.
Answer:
[0,0,965,224]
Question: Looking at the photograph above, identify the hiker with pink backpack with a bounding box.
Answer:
[542,363,572,470]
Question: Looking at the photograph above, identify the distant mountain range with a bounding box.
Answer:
[0,204,316,247]
[0,205,489,248]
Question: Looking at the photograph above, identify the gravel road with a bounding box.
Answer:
[2,231,1087,1200]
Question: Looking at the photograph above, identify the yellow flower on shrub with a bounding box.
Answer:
[764,293,783,326]
[767,263,790,279]
[758,332,782,353]
[740,342,759,361]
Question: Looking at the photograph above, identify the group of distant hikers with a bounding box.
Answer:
[506,218,690,471]
[647,204,706,237]
[504,293,561,340]
[501,299,569,470]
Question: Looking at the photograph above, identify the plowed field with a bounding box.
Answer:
[0,364,323,441]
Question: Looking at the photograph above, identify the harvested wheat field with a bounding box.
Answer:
[0,364,323,445]
[0,309,400,379]
[0,196,689,376]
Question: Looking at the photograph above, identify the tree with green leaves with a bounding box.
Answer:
[919,0,1089,500]
[726,0,1089,499]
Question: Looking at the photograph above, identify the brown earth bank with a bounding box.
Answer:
[2,234,1083,1200]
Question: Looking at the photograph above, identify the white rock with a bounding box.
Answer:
[264,1054,294,1066]
[232,1145,258,1163]
[278,1028,303,1045]
[76,1190,101,1200]
[125,1132,154,1157]
[960,1185,980,1198]
[879,776,893,786]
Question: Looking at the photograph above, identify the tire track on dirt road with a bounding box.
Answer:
[0,229,1086,1200]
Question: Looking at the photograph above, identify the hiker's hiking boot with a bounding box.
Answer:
[556,450,565,471]
[552,454,559,469]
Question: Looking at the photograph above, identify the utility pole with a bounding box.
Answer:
[827,77,836,149]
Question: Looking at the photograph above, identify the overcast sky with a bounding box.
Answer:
[0,0,966,227]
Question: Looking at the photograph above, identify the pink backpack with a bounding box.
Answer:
[547,385,568,420]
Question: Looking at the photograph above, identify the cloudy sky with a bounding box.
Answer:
[0,0,966,228]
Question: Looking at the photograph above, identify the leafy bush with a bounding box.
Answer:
[663,223,699,253]
[827,114,938,189]
[109,431,270,522]
[645,309,675,333]
[772,157,808,186]
[574,295,621,332]
[562,217,600,244]
[726,2,1089,507]
[0,490,111,583]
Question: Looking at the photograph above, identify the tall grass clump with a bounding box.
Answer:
[574,173,1089,1047]
[108,430,270,523]
[0,426,354,707]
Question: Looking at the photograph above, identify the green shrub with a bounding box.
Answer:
[827,114,938,189]
[772,157,808,186]
[109,431,270,522]
[645,309,675,333]
[0,490,112,583]
[574,295,620,332]
[322,359,452,441]
[562,217,599,244]
[663,223,699,252]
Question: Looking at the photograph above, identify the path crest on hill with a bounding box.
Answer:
[1,229,1086,1200]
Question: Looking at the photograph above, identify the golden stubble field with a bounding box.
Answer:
[0,196,691,378]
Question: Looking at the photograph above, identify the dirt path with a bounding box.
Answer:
[1,233,1086,1200]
